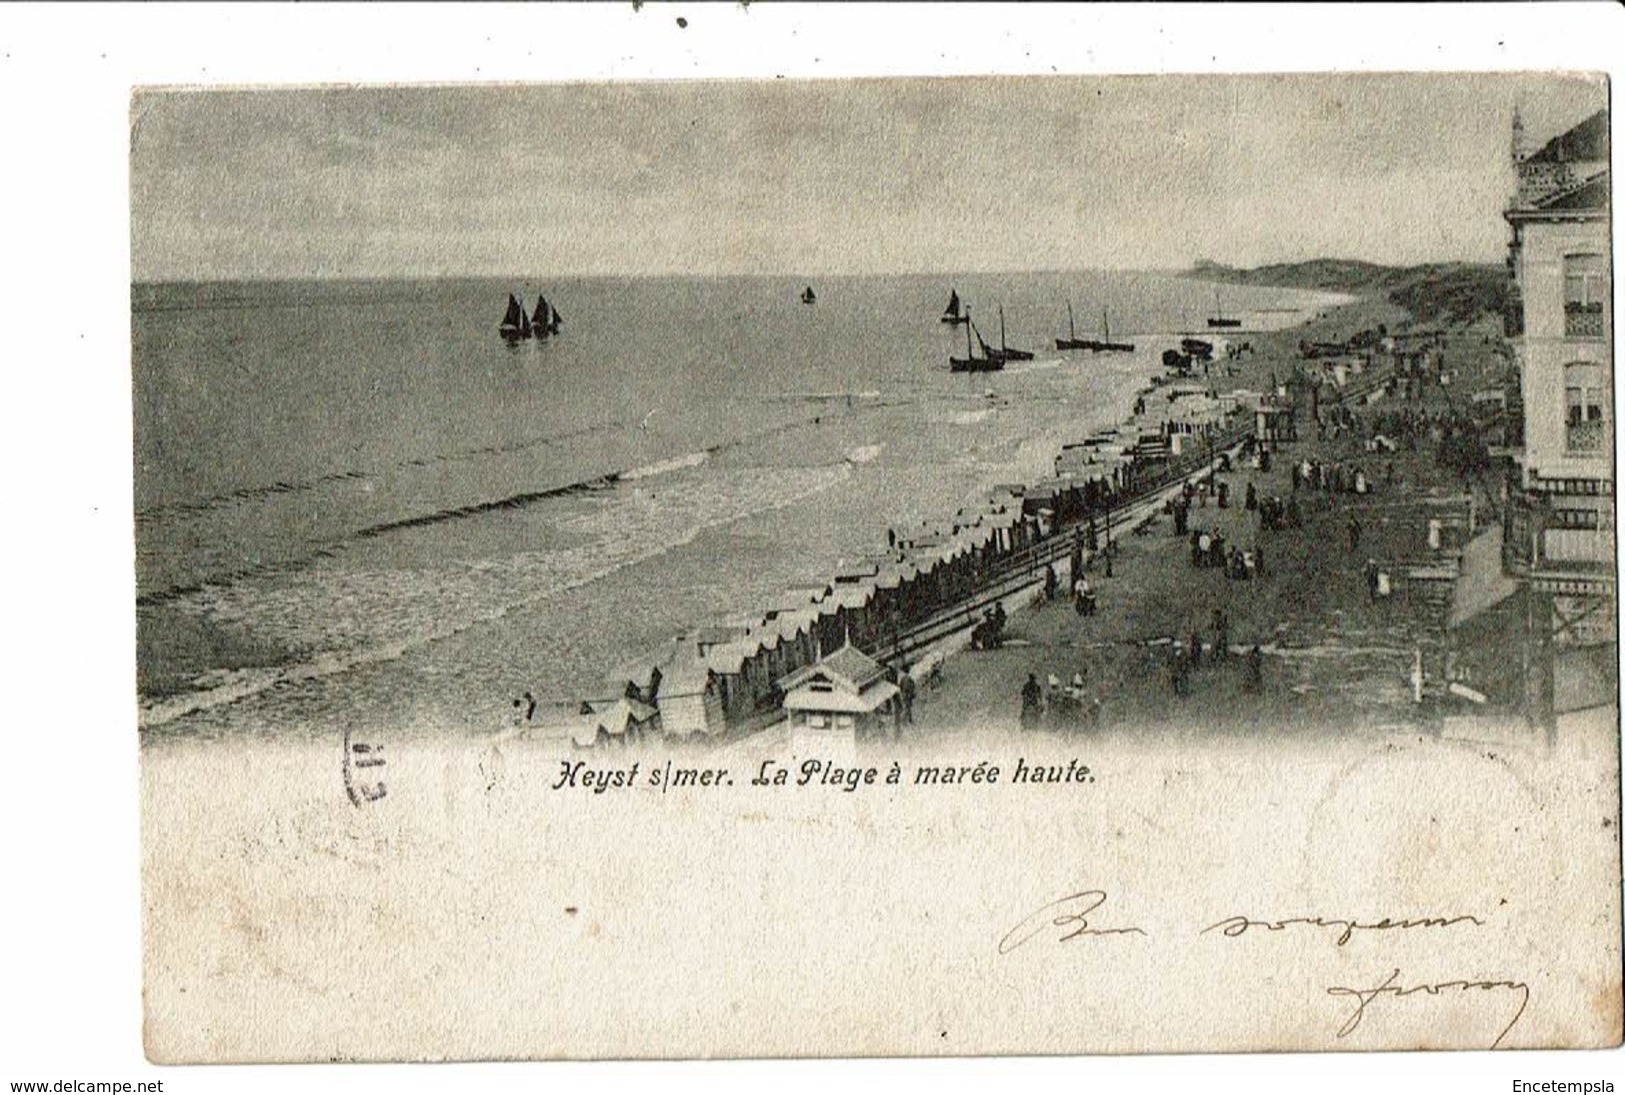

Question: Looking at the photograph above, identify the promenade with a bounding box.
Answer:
[896,297,1516,745]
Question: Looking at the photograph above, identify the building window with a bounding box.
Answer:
[1564,361,1607,453]
[1564,254,1608,339]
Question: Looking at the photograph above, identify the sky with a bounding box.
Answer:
[129,72,1607,281]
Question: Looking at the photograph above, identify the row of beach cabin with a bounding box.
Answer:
[545,374,1273,749]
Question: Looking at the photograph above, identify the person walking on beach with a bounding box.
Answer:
[1347,515,1362,553]
[1044,563,1058,603]
[1246,644,1264,693]
[1020,673,1043,729]
[899,670,917,725]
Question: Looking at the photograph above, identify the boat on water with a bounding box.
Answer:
[500,291,563,341]
[1206,289,1242,329]
[801,285,817,305]
[940,289,968,326]
[1058,302,1135,352]
[981,305,1033,363]
[949,309,1003,373]
[534,294,563,336]
[499,293,532,341]
[1056,301,1089,351]
[1092,309,1135,352]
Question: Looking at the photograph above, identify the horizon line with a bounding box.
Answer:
[129,256,1501,287]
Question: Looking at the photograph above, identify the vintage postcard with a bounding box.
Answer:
[134,72,1620,1061]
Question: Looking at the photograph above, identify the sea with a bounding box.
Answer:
[133,271,1345,740]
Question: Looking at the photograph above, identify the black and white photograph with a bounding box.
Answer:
[5,3,1624,1090]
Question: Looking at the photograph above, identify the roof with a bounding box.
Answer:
[1525,109,1608,165]
[704,641,760,676]
[1448,525,1522,630]
[779,641,888,693]
[661,658,714,694]
[769,606,822,637]
[694,625,747,648]
[783,677,900,715]
[546,698,659,747]
[820,643,888,688]
[779,583,831,606]
[828,585,876,610]
[1533,170,1610,213]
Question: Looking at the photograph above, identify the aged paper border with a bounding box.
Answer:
[7,2,1625,1093]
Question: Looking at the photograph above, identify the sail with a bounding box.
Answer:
[972,321,994,358]
[548,303,562,331]
[532,294,549,330]
[519,304,532,338]
[501,293,525,331]
[943,289,962,319]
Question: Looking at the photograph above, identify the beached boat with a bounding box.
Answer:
[940,289,968,326]
[1206,289,1241,329]
[499,293,532,341]
[984,305,1033,363]
[1162,348,1201,375]
[1180,337,1214,359]
[801,286,817,305]
[950,310,1003,373]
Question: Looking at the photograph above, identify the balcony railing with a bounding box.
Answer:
[1565,302,1606,340]
[1503,489,1616,577]
[1567,418,1607,454]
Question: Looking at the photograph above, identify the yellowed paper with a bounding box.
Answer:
[135,72,1621,1062]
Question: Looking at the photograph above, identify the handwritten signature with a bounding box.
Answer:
[1327,968,1530,1049]
[997,890,1148,955]
[1202,912,1485,946]
[1003,889,1524,1047]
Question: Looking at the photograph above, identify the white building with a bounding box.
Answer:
[1502,107,1614,725]
[779,642,899,753]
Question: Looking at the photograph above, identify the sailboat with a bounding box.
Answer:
[533,294,562,336]
[1206,289,1241,329]
[949,308,1002,373]
[940,289,968,326]
[801,285,817,305]
[499,293,531,342]
[1056,301,1089,351]
[983,305,1033,363]
[1092,309,1135,353]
